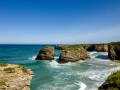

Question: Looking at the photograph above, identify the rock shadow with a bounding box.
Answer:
[95,55,109,60]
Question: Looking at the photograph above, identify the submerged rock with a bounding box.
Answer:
[0,63,34,90]
[58,45,90,63]
[108,42,120,60]
[98,70,120,90]
[36,46,55,60]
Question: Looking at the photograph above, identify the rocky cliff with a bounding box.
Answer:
[58,45,90,63]
[36,46,55,60]
[98,70,120,90]
[0,63,34,90]
[108,42,120,60]
[82,44,108,52]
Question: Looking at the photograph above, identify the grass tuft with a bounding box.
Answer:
[0,81,6,86]
[0,63,8,67]
[18,65,28,73]
[4,68,15,73]
[45,46,54,50]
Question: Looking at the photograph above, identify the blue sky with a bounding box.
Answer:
[0,0,120,44]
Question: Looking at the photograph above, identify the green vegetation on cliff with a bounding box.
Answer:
[0,63,8,67]
[4,68,15,73]
[108,70,120,85]
[64,45,82,51]
[46,46,54,50]
[18,65,28,73]
[99,70,120,90]
[109,42,120,50]
[0,81,6,86]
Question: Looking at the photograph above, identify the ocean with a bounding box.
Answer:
[0,44,120,90]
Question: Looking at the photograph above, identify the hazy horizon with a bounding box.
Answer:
[0,0,120,44]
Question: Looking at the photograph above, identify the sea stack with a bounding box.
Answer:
[36,46,55,60]
[108,42,120,60]
[58,45,90,63]
[0,63,34,90]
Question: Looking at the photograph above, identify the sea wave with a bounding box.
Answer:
[29,55,37,60]
[77,82,87,90]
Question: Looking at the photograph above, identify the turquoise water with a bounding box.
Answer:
[0,44,120,90]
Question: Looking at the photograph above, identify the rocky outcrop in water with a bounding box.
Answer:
[36,46,55,60]
[82,44,108,52]
[98,70,120,90]
[108,42,120,60]
[58,45,90,63]
[0,63,34,90]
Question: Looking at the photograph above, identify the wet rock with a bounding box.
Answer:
[58,45,90,64]
[36,46,55,60]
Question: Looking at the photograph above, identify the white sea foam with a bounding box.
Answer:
[29,55,36,60]
[80,66,120,81]
[54,57,59,60]
[89,51,97,55]
[77,82,87,90]
[49,60,59,68]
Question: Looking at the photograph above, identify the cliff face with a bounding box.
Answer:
[0,63,34,90]
[82,44,108,52]
[36,46,55,60]
[94,44,108,52]
[98,70,120,90]
[108,42,120,60]
[58,45,90,63]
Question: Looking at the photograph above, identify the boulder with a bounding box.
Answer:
[98,70,120,90]
[108,42,120,60]
[58,45,90,64]
[36,46,55,60]
[0,63,34,90]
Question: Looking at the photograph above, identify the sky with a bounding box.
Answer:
[0,0,120,44]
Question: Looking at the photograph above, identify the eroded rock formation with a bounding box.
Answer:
[58,45,90,63]
[36,46,55,60]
